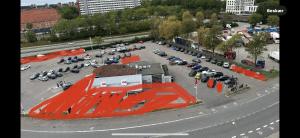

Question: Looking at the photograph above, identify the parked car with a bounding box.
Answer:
[192,65,202,70]
[201,75,210,82]
[158,51,167,57]
[189,70,197,77]
[41,71,48,76]
[71,68,80,73]
[55,72,63,77]
[73,65,78,69]
[202,70,216,77]
[64,60,72,64]
[108,51,115,55]
[67,57,72,60]
[140,45,146,49]
[57,59,65,64]
[213,72,223,78]
[79,63,84,68]
[188,51,193,55]
[77,57,84,61]
[198,67,209,72]
[211,59,217,64]
[192,52,198,56]
[196,53,202,58]
[95,54,102,58]
[48,73,57,79]
[216,75,230,81]
[200,56,206,59]
[64,67,70,72]
[38,76,49,81]
[192,58,201,63]
[30,73,40,80]
[184,50,189,54]
[125,53,131,57]
[21,65,31,71]
[241,59,255,66]
[205,57,212,62]
[216,60,223,66]
[187,62,198,68]
[176,47,180,51]
[57,68,63,72]
[180,48,185,52]
[167,56,176,60]
[177,60,188,65]
[223,62,230,68]
[71,58,78,63]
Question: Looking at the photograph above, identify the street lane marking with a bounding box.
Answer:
[270,122,274,125]
[256,128,261,131]
[257,131,263,135]
[263,125,268,128]
[248,130,253,133]
[240,133,245,136]
[232,136,236,138]
[276,120,279,123]
[269,127,274,130]
[111,133,189,136]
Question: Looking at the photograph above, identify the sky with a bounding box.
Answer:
[21,0,76,6]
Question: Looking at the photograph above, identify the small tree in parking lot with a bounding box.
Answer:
[245,32,268,65]
[217,34,242,52]
[92,36,103,46]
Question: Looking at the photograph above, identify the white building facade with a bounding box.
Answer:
[78,0,141,15]
[226,0,258,15]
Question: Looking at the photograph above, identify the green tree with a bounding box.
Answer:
[150,17,163,40]
[158,16,182,41]
[202,25,222,56]
[58,6,79,20]
[195,11,204,27]
[25,31,37,43]
[217,34,242,53]
[209,13,218,26]
[221,13,233,27]
[92,36,103,46]
[197,27,210,45]
[25,23,33,30]
[267,15,279,27]
[181,11,196,36]
[245,32,268,65]
[248,13,263,27]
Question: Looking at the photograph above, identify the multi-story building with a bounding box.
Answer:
[78,0,141,15]
[226,0,258,15]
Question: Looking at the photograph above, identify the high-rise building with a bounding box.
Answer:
[225,0,257,15]
[78,0,141,15]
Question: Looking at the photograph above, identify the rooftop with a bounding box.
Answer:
[21,8,60,24]
[128,61,165,76]
[93,64,138,77]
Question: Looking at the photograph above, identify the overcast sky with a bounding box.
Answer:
[21,0,76,6]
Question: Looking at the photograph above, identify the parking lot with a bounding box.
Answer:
[21,41,276,112]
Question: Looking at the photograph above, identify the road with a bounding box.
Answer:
[21,32,149,58]
[21,42,279,138]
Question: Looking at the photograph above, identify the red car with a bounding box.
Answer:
[241,59,255,66]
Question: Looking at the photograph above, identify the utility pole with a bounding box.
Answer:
[90,37,93,51]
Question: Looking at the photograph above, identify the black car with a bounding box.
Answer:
[64,67,70,72]
[57,59,64,64]
[71,58,78,63]
[188,51,193,55]
[55,72,63,77]
[30,73,40,80]
[41,71,48,76]
[180,48,185,52]
[187,62,197,68]
[79,63,84,68]
[224,77,237,85]
[198,67,209,72]
[77,57,84,61]
[73,65,78,69]
[201,75,209,82]
[95,54,102,58]
[177,60,188,65]
[192,58,201,63]
[57,68,63,72]
[67,57,72,60]
[211,59,217,64]
[213,72,224,78]
[216,60,223,66]
[48,74,57,79]
[216,76,230,81]
[140,46,146,49]
[71,68,80,73]
[189,70,197,77]
[192,52,198,56]
[196,53,202,58]
[176,47,180,51]
[205,57,212,62]
[108,52,115,55]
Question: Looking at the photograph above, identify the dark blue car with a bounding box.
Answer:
[192,65,202,70]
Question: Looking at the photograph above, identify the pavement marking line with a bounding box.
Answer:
[248,131,253,133]
[111,133,189,136]
[240,133,245,136]
[232,136,236,138]
[257,131,263,135]
[256,128,261,131]
[276,120,279,123]
[21,113,208,133]
[263,125,268,128]
[269,127,274,130]
[270,122,274,125]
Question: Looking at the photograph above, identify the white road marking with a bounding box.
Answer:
[232,121,236,125]
[232,136,236,138]
[240,133,245,136]
[269,127,274,130]
[263,125,268,128]
[270,122,274,125]
[89,127,94,130]
[233,102,238,105]
[265,90,268,93]
[111,133,189,136]
[256,128,261,131]
[257,131,263,135]
[198,112,203,114]
[248,130,253,133]
[223,105,227,108]
[275,120,279,123]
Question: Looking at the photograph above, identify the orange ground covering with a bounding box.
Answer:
[230,65,266,81]
[28,74,196,120]
[21,48,85,64]
[121,55,141,64]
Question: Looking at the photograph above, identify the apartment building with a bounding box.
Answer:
[226,0,258,15]
[78,0,141,15]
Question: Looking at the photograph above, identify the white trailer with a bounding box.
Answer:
[268,51,279,62]
[270,32,280,44]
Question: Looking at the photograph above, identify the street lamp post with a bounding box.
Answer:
[90,37,93,51]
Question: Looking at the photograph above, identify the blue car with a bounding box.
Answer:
[167,56,176,60]
[170,57,181,62]
[192,65,202,70]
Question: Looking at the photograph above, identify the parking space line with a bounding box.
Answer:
[275,120,279,123]
[263,125,268,128]
[256,128,261,131]
[270,122,274,125]
[269,127,274,130]
[240,133,245,136]
[232,136,236,138]
[248,130,253,133]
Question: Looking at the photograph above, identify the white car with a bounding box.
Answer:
[223,62,230,68]
[202,70,216,77]
[84,56,91,60]
[100,50,106,54]
[21,65,31,71]
[201,56,206,59]
[84,62,91,67]
[112,48,117,52]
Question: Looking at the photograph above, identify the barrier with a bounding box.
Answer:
[121,55,141,64]
[21,48,85,64]
[216,82,223,93]
[28,74,196,120]
[230,64,266,81]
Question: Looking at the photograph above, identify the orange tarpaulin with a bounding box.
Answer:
[121,55,141,64]
[216,82,223,93]
[21,48,85,64]
[28,74,196,120]
[230,64,266,81]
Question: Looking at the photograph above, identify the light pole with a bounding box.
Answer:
[90,37,93,51]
